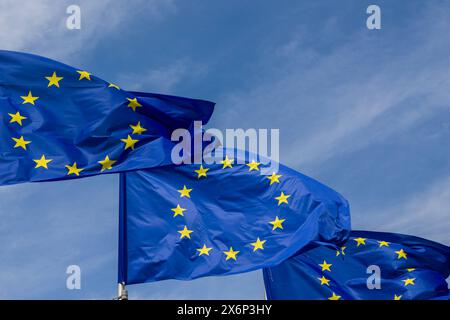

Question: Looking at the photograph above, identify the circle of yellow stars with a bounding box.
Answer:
[312,237,416,300]
[165,157,293,264]
[5,68,149,177]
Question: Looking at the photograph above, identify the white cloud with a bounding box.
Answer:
[213,5,450,170]
[0,0,195,92]
[0,176,119,299]
[118,59,207,93]
[354,175,450,245]
[0,0,176,62]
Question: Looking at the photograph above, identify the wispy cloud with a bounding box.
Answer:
[0,0,176,62]
[118,59,208,93]
[355,174,450,244]
[0,176,119,299]
[213,4,450,170]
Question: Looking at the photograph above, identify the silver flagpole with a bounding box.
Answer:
[117,282,128,300]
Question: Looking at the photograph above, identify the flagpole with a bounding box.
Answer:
[117,173,128,300]
[117,282,128,300]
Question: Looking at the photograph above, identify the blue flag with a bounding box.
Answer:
[263,231,450,300]
[118,152,350,284]
[0,50,214,185]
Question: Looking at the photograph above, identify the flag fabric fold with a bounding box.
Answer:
[118,151,350,284]
[0,50,214,185]
[263,230,450,300]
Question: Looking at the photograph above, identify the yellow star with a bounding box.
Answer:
[354,237,367,247]
[77,70,91,81]
[33,155,52,169]
[21,91,39,105]
[127,98,142,112]
[195,165,209,178]
[65,162,84,176]
[246,160,261,171]
[178,226,193,239]
[336,246,346,256]
[275,191,290,206]
[378,241,390,247]
[269,216,285,231]
[121,135,139,150]
[407,268,416,272]
[171,204,186,217]
[394,294,402,300]
[177,185,192,198]
[197,245,212,256]
[267,172,281,185]
[318,276,331,286]
[8,111,27,126]
[223,247,239,261]
[98,155,116,172]
[45,72,63,87]
[251,238,266,252]
[402,278,416,286]
[328,292,341,300]
[395,249,407,260]
[319,260,332,272]
[130,121,147,135]
[108,83,120,90]
[12,136,31,150]
[221,155,234,169]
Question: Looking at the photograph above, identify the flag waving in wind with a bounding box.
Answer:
[0,50,214,186]
[263,231,450,300]
[118,151,350,284]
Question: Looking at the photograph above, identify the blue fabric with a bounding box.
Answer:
[0,50,214,185]
[263,230,450,300]
[119,152,350,284]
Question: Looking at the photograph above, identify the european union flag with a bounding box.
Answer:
[263,231,450,300]
[0,50,214,185]
[118,152,350,284]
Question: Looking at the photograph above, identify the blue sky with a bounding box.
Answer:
[0,0,449,299]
